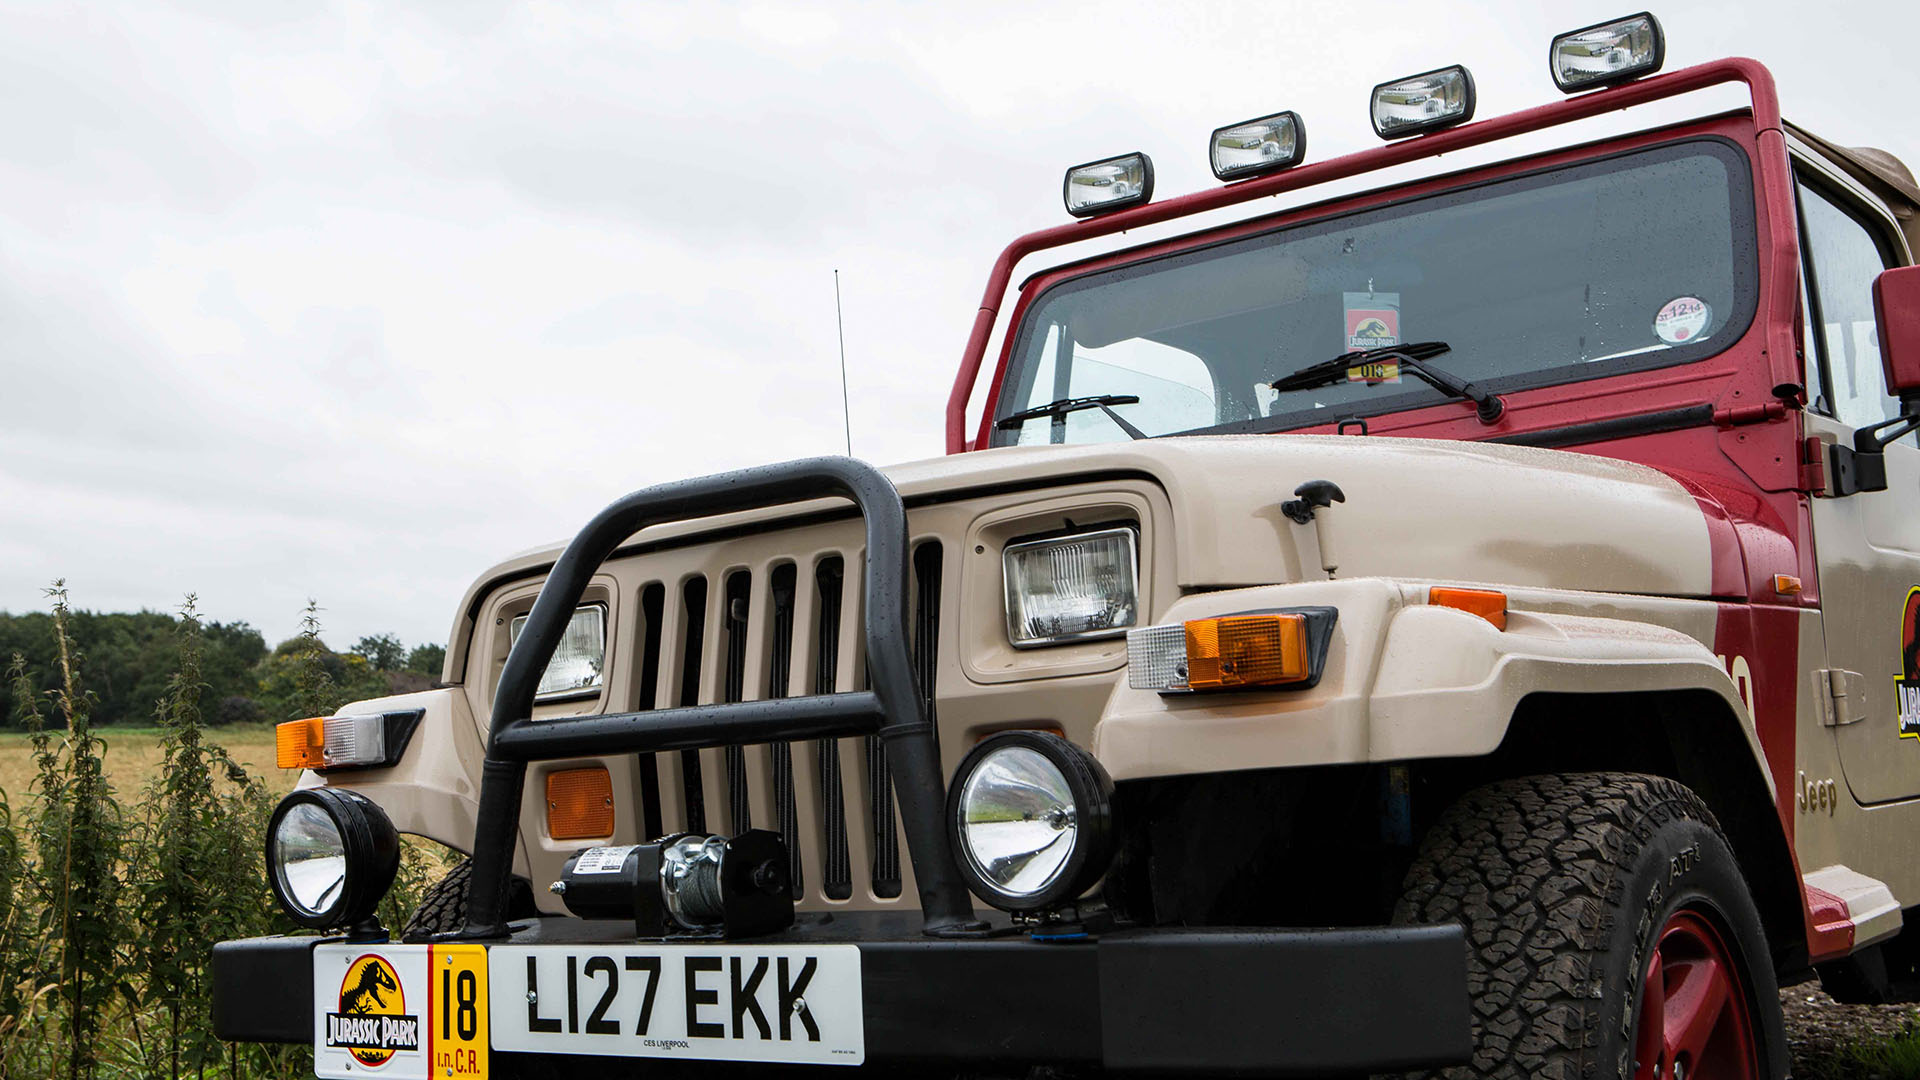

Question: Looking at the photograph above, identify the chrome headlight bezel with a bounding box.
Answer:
[265,787,400,931]
[1001,526,1141,649]
[945,731,1117,912]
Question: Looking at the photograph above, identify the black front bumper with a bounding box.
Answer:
[214,913,1470,1074]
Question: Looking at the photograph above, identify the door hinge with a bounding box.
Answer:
[1799,436,1829,493]
[1713,400,1788,427]
[1815,668,1867,726]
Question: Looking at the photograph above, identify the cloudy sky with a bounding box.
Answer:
[2,0,1915,651]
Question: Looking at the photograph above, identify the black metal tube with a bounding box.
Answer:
[460,457,977,937]
[490,692,886,760]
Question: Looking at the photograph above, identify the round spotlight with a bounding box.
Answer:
[265,787,400,932]
[946,731,1116,912]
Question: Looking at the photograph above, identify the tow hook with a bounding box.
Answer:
[1282,480,1346,577]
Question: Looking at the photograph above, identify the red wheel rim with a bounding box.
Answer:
[1633,907,1759,1080]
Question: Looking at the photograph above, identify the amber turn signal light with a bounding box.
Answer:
[1429,587,1508,630]
[1184,614,1312,689]
[547,765,615,840]
[275,717,326,770]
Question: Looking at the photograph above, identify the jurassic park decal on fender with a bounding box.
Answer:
[1898,587,1920,740]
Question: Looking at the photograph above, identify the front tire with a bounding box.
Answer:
[401,858,540,940]
[1393,773,1786,1079]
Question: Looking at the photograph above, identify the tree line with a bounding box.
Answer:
[0,610,447,728]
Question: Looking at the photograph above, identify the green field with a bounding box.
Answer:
[0,724,299,805]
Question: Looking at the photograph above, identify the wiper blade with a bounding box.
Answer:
[994,394,1148,440]
[1268,341,1505,425]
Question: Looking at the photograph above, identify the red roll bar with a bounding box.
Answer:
[944,58,1794,454]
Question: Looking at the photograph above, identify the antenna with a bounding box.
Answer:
[834,269,853,457]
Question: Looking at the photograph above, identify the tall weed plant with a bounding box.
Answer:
[0,586,441,1079]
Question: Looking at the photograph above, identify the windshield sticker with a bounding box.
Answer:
[1654,296,1713,344]
[1345,292,1400,350]
[1347,360,1401,384]
[1344,292,1401,382]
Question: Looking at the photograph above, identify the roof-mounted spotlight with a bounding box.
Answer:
[1063,152,1154,218]
[1370,65,1476,140]
[1550,13,1665,92]
[1210,111,1306,182]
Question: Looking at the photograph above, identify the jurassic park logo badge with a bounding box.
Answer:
[1898,588,1920,740]
[326,954,421,1067]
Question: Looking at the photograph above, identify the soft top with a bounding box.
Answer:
[1788,120,1920,255]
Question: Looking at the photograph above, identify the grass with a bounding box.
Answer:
[1841,1033,1920,1079]
[1800,1030,1920,1080]
[0,724,297,804]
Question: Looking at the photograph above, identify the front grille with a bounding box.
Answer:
[624,540,944,907]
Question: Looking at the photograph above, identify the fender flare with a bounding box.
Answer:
[1093,580,1769,805]
[293,687,530,877]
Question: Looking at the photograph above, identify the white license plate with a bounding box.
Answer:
[489,944,864,1066]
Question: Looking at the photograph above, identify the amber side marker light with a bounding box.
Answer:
[1429,587,1508,630]
[547,765,615,840]
[1128,607,1338,693]
[275,717,326,770]
[1774,574,1803,596]
[1185,614,1312,689]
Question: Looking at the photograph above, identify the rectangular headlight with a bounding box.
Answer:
[1210,111,1306,181]
[1003,527,1139,647]
[1551,13,1664,92]
[1370,65,1476,139]
[509,602,608,699]
[1063,152,1155,218]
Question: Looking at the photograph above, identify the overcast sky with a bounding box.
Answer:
[2,0,1915,651]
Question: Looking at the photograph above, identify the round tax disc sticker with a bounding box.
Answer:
[1654,296,1713,344]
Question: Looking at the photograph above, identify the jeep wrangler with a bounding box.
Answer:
[213,15,1920,1079]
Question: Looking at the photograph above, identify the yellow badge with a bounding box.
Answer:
[329,954,420,1068]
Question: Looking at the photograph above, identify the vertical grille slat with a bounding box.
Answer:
[678,577,708,834]
[766,564,802,898]
[861,541,940,898]
[813,557,853,900]
[722,571,752,833]
[634,583,666,840]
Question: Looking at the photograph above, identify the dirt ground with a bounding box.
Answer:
[1786,982,1920,1078]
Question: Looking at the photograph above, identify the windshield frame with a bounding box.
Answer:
[986,133,1760,447]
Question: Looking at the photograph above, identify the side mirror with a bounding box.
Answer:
[1874,265,1920,400]
[1830,266,1920,495]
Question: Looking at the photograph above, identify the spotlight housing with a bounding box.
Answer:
[265,787,400,938]
[1210,111,1307,181]
[1063,152,1155,218]
[1551,13,1665,93]
[1370,66,1476,139]
[946,731,1116,913]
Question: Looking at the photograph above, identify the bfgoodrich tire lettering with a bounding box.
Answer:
[1392,772,1787,1079]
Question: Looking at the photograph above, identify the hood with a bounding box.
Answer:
[461,433,1712,602]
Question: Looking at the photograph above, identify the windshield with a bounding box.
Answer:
[992,139,1757,445]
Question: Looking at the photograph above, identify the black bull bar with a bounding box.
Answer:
[457,457,979,938]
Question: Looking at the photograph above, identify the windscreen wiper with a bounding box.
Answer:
[1268,341,1505,425]
[994,394,1148,440]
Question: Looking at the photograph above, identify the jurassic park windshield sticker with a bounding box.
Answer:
[1654,296,1713,344]
[328,954,421,1068]
[1343,291,1401,383]
[1898,587,1920,740]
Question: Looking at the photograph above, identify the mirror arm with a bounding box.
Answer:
[1829,410,1920,497]
[1854,411,1920,454]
